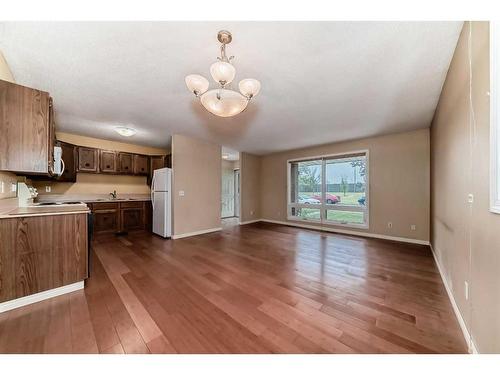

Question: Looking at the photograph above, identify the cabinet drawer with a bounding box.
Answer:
[91,202,119,210]
[120,201,144,209]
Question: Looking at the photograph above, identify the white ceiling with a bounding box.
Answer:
[0,21,462,155]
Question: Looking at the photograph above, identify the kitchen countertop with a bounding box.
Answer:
[36,194,151,204]
[0,204,90,219]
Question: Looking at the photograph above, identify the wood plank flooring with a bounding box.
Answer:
[0,222,467,353]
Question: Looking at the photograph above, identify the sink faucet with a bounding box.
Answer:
[110,190,117,199]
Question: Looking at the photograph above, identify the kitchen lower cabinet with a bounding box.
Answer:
[88,201,150,234]
[120,202,145,231]
[0,213,88,303]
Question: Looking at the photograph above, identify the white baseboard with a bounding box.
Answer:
[430,244,478,354]
[172,227,222,239]
[260,219,430,246]
[239,219,261,225]
[0,281,84,313]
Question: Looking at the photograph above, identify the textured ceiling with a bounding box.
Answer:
[0,21,462,154]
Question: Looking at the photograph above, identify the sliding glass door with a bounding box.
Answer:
[288,151,369,228]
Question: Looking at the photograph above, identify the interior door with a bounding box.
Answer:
[234,169,240,217]
[221,167,235,218]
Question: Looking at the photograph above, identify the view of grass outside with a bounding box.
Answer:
[326,210,364,224]
[292,207,364,224]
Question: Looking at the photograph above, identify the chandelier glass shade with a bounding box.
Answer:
[185,30,260,118]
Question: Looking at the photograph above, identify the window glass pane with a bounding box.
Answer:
[290,207,321,220]
[325,156,366,206]
[290,159,322,204]
[326,210,364,225]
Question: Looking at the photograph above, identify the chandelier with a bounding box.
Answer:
[185,30,261,118]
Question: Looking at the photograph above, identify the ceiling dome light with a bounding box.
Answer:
[239,78,261,99]
[200,89,248,118]
[114,126,136,137]
[185,74,209,96]
[185,30,260,118]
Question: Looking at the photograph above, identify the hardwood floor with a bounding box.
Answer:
[0,222,467,353]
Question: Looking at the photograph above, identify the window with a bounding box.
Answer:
[287,151,369,228]
[491,22,500,214]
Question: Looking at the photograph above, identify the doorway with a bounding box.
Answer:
[221,147,240,227]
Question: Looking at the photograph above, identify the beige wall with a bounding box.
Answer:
[431,21,499,353]
[172,134,221,236]
[260,129,430,241]
[240,152,261,223]
[0,50,19,200]
[32,132,168,196]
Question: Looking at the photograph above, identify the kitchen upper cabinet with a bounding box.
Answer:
[118,152,134,174]
[99,150,117,173]
[0,79,53,174]
[56,141,77,182]
[148,155,166,184]
[134,154,149,175]
[77,147,98,172]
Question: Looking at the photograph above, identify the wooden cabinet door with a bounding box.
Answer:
[134,154,149,175]
[0,80,51,174]
[118,152,134,174]
[120,208,145,231]
[150,155,165,172]
[99,150,117,173]
[77,147,98,172]
[148,155,165,185]
[0,213,88,303]
[93,207,119,234]
[56,141,77,182]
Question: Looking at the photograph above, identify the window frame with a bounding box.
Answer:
[491,21,500,214]
[286,149,370,229]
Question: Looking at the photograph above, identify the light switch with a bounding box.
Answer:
[179,190,185,196]
[0,181,4,194]
[11,183,17,192]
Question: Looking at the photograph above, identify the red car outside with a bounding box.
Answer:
[312,193,340,204]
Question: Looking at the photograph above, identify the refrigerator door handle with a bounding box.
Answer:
[151,175,155,209]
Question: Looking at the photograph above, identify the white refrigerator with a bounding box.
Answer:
[151,167,172,238]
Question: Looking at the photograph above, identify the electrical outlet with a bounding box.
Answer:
[178,190,185,196]
[465,281,469,300]
[387,222,393,228]
[411,224,416,231]
[45,186,51,193]
[468,194,474,203]
[250,210,254,216]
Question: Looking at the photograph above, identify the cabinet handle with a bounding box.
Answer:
[125,166,128,169]
[106,165,110,168]
[85,163,90,167]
